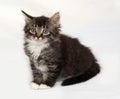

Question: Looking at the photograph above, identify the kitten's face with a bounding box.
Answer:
[22,11,60,42]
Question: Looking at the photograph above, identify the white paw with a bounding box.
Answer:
[31,82,40,90]
[39,84,51,89]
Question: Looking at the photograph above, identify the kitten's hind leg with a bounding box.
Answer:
[62,62,100,86]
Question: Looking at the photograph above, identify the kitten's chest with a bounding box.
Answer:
[26,39,49,59]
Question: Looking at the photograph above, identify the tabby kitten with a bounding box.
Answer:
[22,10,100,89]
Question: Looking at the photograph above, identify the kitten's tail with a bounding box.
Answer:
[61,62,100,86]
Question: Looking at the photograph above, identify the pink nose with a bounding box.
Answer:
[36,32,41,37]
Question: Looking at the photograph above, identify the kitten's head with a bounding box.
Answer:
[22,10,60,42]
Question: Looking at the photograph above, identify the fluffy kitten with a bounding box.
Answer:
[22,10,100,89]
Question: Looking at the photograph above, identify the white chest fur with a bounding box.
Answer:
[26,38,49,59]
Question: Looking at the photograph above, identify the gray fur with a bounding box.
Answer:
[22,11,100,87]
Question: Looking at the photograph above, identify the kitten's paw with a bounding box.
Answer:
[31,82,40,90]
[39,84,51,89]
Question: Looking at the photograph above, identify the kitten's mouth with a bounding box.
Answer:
[34,37,43,41]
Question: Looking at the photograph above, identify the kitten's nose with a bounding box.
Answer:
[36,32,41,38]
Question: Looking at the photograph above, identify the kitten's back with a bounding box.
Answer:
[60,34,100,86]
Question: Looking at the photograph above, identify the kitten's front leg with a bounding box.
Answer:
[41,67,61,88]
[30,64,43,89]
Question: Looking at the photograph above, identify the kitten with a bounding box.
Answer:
[22,10,100,89]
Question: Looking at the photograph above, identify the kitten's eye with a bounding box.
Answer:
[30,28,36,34]
[42,29,50,35]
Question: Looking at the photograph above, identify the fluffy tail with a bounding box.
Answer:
[61,62,100,86]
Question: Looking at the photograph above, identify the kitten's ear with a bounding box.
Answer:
[21,10,33,23]
[49,12,60,27]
